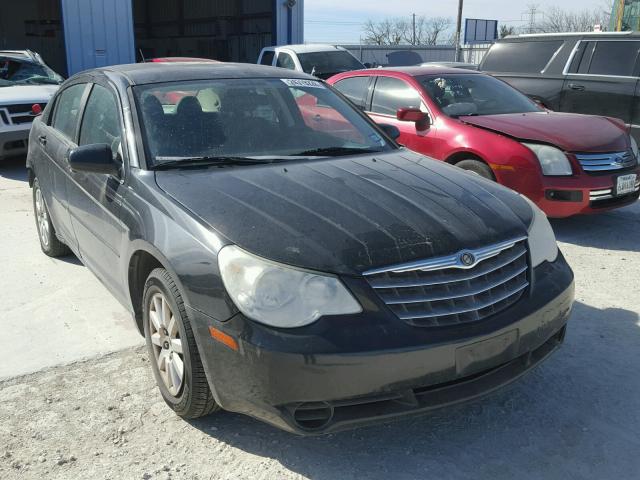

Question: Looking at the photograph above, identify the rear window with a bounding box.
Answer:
[333,76,370,109]
[259,51,275,66]
[568,41,640,77]
[482,40,563,74]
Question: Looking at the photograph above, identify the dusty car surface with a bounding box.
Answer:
[0,50,63,160]
[26,62,574,434]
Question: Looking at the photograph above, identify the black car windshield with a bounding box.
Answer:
[0,58,63,86]
[297,51,364,78]
[134,77,392,167]
[418,74,542,117]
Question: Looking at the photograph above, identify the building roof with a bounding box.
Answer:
[95,62,314,85]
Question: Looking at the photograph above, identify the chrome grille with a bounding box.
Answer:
[576,151,637,173]
[363,237,529,327]
[0,103,45,125]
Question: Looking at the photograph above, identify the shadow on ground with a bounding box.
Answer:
[188,301,640,480]
[550,201,640,253]
[0,156,28,182]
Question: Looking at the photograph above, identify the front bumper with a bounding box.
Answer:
[0,124,31,159]
[189,255,574,434]
[531,167,640,218]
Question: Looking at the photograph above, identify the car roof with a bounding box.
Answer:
[344,66,483,77]
[93,62,316,85]
[149,57,219,63]
[0,50,39,63]
[267,44,347,54]
[503,31,640,41]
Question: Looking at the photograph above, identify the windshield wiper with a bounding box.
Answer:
[153,156,277,170]
[291,146,384,157]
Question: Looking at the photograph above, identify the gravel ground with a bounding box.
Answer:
[1,178,639,478]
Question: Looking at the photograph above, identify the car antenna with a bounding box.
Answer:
[139,49,146,63]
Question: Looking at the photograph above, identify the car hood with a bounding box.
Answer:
[461,111,629,152]
[155,150,533,275]
[0,84,59,105]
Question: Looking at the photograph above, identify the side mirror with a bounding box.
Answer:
[68,144,119,176]
[363,62,372,68]
[378,123,401,140]
[397,107,431,133]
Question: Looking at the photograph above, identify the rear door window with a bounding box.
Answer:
[51,83,87,141]
[482,40,563,73]
[569,41,640,77]
[260,51,275,66]
[371,77,423,116]
[333,76,370,109]
[276,52,296,70]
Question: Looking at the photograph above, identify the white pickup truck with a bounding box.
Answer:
[257,44,365,79]
[0,50,63,160]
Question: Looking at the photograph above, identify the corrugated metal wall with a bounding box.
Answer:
[0,0,67,75]
[62,0,135,75]
[273,0,303,46]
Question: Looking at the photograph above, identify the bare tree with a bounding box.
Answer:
[537,6,608,33]
[425,17,452,45]
[500,25,516,38]
[362,19,406,45]
[363,16,453,46]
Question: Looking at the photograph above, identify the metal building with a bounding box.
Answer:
[0,0,304,76]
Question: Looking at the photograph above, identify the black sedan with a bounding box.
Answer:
[26,62,574,434]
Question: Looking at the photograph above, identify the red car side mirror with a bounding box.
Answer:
[397,107,431,133]
[31,103,43,116]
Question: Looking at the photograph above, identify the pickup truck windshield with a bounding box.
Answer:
[134,77,393,167]
[419,74,542,117]
[297,51,365,79]
[0,58,63,86]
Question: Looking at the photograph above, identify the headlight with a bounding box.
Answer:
[218,245,362,328]
[523,143,572,176]
[630,136,639,159]
[521,196,558,267]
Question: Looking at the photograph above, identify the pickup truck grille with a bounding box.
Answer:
[576,151,637,173]
[0,103,46,125]
[363,237,529,327]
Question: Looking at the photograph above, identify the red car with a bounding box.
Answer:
[328,67,640,218]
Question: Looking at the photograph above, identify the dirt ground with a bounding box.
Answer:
[1,155,640,479]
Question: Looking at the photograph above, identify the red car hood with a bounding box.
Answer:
[461,111,629,153]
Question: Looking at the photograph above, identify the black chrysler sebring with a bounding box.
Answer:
[26,62,574,434]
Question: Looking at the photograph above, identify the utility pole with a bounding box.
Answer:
[525,4,539,34]
[455,0,464,62]
[412,13,416,45]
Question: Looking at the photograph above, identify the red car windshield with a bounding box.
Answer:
[419,74,542,118]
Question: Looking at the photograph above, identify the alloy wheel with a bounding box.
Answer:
[148,293,185,396]
[34,187,50,248]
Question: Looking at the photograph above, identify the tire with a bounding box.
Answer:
[455,159,495,181]
[32,178,71,257]
[143,268,219,419]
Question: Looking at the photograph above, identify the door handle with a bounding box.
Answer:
[38,135,47,146]
[568,83,585,91]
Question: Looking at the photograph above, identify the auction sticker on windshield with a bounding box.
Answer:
[616,174,637,196]
[281,79,325,89]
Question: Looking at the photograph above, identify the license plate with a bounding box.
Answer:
[616,174,637,196]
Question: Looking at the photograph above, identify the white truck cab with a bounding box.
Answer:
[0,50,63,160]
[257,44,365,79]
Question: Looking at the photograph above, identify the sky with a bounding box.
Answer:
[304,0,611,43]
